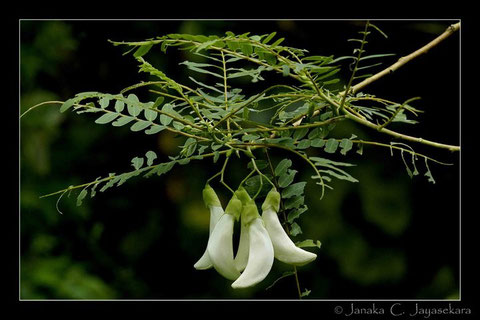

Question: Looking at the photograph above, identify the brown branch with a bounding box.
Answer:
[287,22,461,152]
[348,22,460,95]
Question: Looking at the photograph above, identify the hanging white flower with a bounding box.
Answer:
[261,188,317,266]
[231,188,274,289]
[206,193,243,281]
[194,184,225,270]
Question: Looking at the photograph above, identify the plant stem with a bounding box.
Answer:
[220,51,231,135]
[40,149,231,199]
[343,111,460,152]
[20,101,64,118]
[347,22,460,95]
[338,20,370,113]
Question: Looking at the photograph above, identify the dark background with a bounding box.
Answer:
[19,20,460,300]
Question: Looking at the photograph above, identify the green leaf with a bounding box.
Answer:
[145,161,175,178]
[359,53,395,61]
[226,40,241,52]
[242,134,260,142]
[293,127,309,140]
[144,125,165,135]
[76,189,88,206]
[320,169,359,183]
[282,182,306,199]
[274,159,292,177]
[296,239,321,249]
[278,169,297,188]
[265,137,295,149]
[301,289,311,297]
[282,64,290,77]
[262,32,277,44]
[311,138,325,148]
[144,108,157,122]
[115,100,125,113]
[369,23,389,38]
[271,38,285,47]
[339,138,353,155]
[247,160,268,170]
[324,138,339,153]
[99,174,119,192]
[285,195,304,210]
[160,104,175,126]
[424,158,436,184]
[240,43,253,56]
[311,157,355,167]
[130,120,152,132]
[95,112,120,124]
[131,157,144,170]
[126,94,142,117]
[98,97,110,109]
[179,61,224,79]
[183,138,197,157]
[145,151,157,166]
[213,151,220,163]
[172,121,184,130]
[133,43,153,58]
[60,98,76,113]
[90,179,101,198]
[296,140,311,149]
[289,222,302,236]
[287,205,308,223]
[112,116,135,127]
[152,96,165,109]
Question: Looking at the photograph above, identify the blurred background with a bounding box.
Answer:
[20,20,459,299]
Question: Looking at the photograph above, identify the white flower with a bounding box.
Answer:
[193,184,224,270]
[233,219,249,273]
[206,193,243,280]
[261,189,317,266]
[231,188,274,289]
[196,186,317,289]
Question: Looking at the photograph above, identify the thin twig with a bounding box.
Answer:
[348,22,460,95]
[288,22,460,152]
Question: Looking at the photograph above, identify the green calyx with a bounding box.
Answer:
[203,183,222,208]
[261,188,280,213]
[224,194,243,221]
[235,187,260,226]
[235,187,251,205]
[241,199,260,226]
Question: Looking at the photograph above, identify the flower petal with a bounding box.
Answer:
[207,213,241,280]
[194,206,224,270]
[234,220,249,272]
[262,208,317,266]
[231,218,274,289]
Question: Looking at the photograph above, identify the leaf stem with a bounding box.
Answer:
[40,149,231,199]
[20,101,65,119]
[338,20,370,113]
